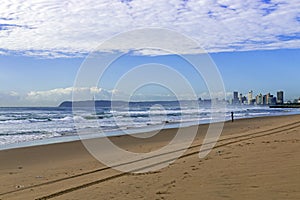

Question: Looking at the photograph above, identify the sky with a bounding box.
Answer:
[0,0,300,106]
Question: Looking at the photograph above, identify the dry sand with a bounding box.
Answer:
[0,115,299,200]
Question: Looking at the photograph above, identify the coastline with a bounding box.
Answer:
[1,111,300,151]
[0,114,300,199]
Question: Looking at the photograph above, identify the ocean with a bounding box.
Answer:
[1,102,300,150]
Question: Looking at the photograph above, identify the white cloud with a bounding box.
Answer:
[25,87,115,104]
[0,0,299,57]
[0,87,119,106]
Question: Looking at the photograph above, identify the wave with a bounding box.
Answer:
[1,105,300,147]
[0,130,51,136]
[0,118,53,124]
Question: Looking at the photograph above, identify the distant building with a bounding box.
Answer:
[248,90,253,105]
[271,96,277,105]
[233,91,238,100]
[267,93,272,105]
[277,91,284,104]
[265,93,276,105]
[233,91,239,104]
[256,93,263,105]
[263,94,267,105]
[242,96,247,104]
[293,98,300,104]
[239,93,243,104]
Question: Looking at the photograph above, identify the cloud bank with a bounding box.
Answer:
[0,0,299,57]
[0,87,229,106]
[0,87,117,106]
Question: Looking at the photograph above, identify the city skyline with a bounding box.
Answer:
[230,90,300,106]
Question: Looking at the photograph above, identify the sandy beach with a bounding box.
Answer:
[0,115,300,200]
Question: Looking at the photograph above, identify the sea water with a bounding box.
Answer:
[0,103,299,149]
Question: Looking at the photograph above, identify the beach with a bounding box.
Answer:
[0,115,299,200]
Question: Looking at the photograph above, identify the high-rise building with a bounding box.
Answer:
[233,91,238,100]
[239,93,243,104]
[277,91,284,104]
[256,93,263,105]
[233,91,239,104]
[266,93,271,105]
[265,93,276,105]
[263,94,267,105]
[248,90,253,105]
[242,96,247,104]
[271,96,277,105]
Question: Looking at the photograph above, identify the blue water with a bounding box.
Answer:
[0,103,299,150]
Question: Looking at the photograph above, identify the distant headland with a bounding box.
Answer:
[58,100,193,108]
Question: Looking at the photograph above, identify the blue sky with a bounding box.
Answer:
[0,0,300,106]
